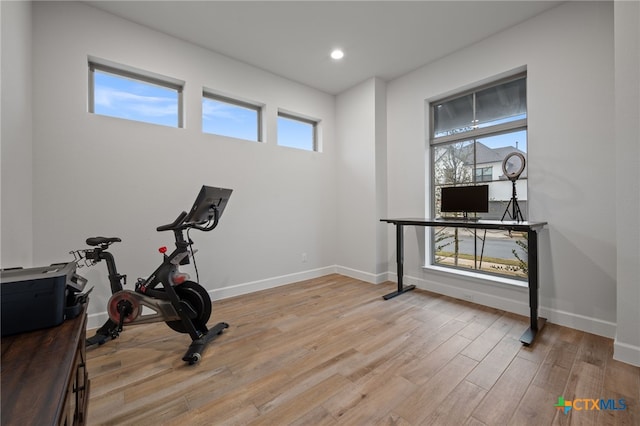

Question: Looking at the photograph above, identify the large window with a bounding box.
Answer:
[88,59,183,128]
[202,91,262,142]
[277,111,318,151]
[429,73,528,281]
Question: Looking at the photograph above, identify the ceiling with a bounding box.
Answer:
[86,1,563,95]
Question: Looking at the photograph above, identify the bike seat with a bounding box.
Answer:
[86,236,121,246]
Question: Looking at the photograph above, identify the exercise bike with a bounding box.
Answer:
[72,185,232,365]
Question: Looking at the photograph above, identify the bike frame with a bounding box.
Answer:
[79,186,232,364]
[85,228,204,341]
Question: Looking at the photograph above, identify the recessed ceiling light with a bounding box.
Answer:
[330,49,344,60]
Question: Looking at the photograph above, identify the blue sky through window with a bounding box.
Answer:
[278,116,315,151]
[93,71,179,127]
[202,97,259,141]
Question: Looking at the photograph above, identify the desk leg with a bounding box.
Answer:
[384,223,416,300]
[520,229,546,345]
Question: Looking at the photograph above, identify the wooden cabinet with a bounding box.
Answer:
[1,304,90,425]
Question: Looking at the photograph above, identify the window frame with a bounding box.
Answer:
[88,58,184,128]
[277,110,319,152]
[201,90,264,142]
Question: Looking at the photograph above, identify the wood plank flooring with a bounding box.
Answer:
[86,274,639,425]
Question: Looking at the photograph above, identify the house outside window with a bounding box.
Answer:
[429,73,528,281]
[475,166,493,182]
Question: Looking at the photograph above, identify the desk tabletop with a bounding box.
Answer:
[380,218,547,232]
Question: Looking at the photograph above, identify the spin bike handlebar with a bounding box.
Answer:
[156,211,189,232]
[155,207,220,233]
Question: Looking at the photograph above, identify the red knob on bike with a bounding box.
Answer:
[159,246,168,254]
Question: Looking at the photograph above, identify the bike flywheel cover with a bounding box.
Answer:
[165,281,212,334]
[107,291,141,324]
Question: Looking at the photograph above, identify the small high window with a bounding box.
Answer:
[202,91,262,142]
[277,112,318,151]
[88,59,183,128]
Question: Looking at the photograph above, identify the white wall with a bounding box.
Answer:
[1,1,33,268]
[386,2,618,337]
[614,0,640,366]
[336,77,388,282]
[30,2,337,327]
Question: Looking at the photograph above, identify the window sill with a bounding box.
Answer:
[422,263,529,289]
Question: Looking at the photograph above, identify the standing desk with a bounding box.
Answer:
[381,218,547,345]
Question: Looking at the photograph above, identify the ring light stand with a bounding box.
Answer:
[501,152,526,222]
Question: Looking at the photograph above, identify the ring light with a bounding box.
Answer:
[502,152,526,181]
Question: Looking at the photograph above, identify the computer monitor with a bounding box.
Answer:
[184,185,233,225]
[440,184,489,215]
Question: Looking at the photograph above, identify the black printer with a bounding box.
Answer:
[1,262,88,336]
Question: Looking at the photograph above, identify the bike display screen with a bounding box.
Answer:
[184,185,233,225]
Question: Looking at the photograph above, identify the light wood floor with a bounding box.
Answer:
[86,274,639,425]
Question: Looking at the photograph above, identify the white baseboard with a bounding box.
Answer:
[335,265,388,284]
[210,266,338,300]
[389,272,617,339]
[540,306,617,339]
[393,272,531,317]
[614,339,640,367]
[87,312,110,330]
